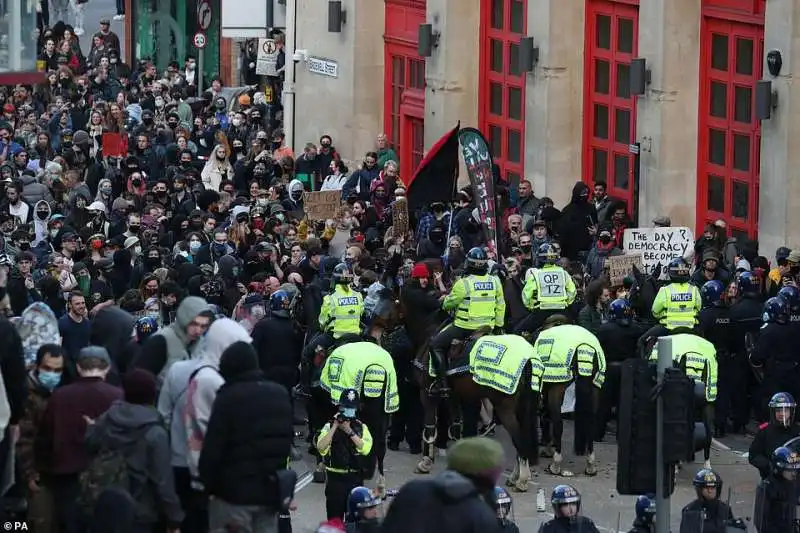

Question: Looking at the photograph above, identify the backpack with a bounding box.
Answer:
[78,425,153,514]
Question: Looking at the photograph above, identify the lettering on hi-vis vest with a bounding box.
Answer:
[540,273,564,297]
[670,293,693,302]
[338,297,359,305]
[473,281,494,291]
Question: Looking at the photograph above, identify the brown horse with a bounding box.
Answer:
[370,297,539,492]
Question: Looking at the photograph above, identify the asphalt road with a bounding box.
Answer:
[287,420,759,533]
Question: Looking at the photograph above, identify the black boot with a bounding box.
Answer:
[429,349,451,398]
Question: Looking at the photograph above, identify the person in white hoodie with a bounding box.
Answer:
[179,318,251,529]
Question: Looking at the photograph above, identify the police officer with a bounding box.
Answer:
[596,299,648,440]
[515,243,576,336]
[628,495,655,533]
[430,247,505,396]
[752,297,799,412]
[533,317,606,476]
[537,485,600,533]
[749,392,800,479]
[679,469,733,533]
[648,332,717,468]
[345,486,382,533]
[696,280,732,437]
[650,258,702,334]
[316,389,374,521]
[754,446,800,533]
[493,486,519,533]
[727,271,765,431]
[319,263,365,346]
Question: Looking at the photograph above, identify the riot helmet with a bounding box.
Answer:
[737,271,759,295]
[465,247,488,275]
[778,285,800,313]
[551,484,581,518]
[635,494,656,524]
[609,298,632,325]
[135,316,158,342]
[270,290,291,318]
[771,446,800,480]
[768,392,796,428]
[493,486,513,523]
[763,296,789,325]
[332,263,354,286]
[667,258,690,284]
[692,468,722,501]
[537,243,559,266]
[700,280,724,308]
[346,486,381,524]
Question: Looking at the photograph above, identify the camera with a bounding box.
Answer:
[292,49,308,63]
[335,412,353,422]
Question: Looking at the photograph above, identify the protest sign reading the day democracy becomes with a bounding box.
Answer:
[622,227,695,279]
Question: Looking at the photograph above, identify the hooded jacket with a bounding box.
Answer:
[282,178,305,220]
[556,182,598,260]
[134,296,210,386]
[183,318,252,479]
[85,401,184,528]
[14,303,60,367]
[32,200,51,247]
[381,470,501,533]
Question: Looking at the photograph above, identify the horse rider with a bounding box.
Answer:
[533,316,606,476]
[595,298,648,440]
[752,297,799,413]
[695,280,732,437]
[514,243,576,336]
[649,258,702,338]
[648,331,717,469]
[429,247,505,397]
[727,271,766,428]
[748,392,800,480]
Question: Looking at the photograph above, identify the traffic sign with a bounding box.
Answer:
[255,38,279,76]
[193,32,207,49]
[197,0,212,31]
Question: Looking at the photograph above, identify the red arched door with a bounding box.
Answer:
[582,0,639,212]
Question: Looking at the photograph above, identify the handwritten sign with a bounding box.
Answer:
[606,254,644,286]
[623,227,694,279]
[303,191,342,221]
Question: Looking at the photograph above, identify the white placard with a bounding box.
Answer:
[622,226,695,279]
[307,56,338,78]
[255,38,279,76]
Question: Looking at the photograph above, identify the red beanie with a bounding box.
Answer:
[411,263,429,279]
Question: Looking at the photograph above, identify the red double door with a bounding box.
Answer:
[384,0,426,177]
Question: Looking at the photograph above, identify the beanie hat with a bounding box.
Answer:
[446,437,505,486]
[218,341,259,381]
[123,368,157,405]
[411,263,429,279]
[73,130,90,146]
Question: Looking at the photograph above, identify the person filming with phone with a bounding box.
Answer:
[316,388,374,522]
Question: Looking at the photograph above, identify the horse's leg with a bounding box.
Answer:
[448,383,464,442]
[546,383,572,477]
[416,383,438,474]
[494,397,529,492]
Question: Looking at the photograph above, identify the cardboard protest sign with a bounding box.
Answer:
[303,191,342,221]
[606,254,644,286]
[623,227,694,279]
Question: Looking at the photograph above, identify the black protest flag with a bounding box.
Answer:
[458,127,500,257]
[404,124,460,216]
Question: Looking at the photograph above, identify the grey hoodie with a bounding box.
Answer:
[21,173,53,206]
[85,401,184,528]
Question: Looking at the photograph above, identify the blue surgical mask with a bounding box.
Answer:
[340,408,356,418]
[38,370,61,391]
[189,240,201,253]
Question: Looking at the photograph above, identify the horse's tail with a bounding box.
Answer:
[517,359,539,464]
[573,377,594,456]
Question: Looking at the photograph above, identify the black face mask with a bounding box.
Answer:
[190,220,202,230]
[36,210,49,220]
[128,224,141,233]
[599,235,612,244]
[180,161,192,167]
[271,141,281,150]
[167,121,178,129]
[520,244,532,252]
[17,242,30,250]
[132,178,142,187]
[791,266,799,276]
[143,117,154,125]
[146,256,160,267]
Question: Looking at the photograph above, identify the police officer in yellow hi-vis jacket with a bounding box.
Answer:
[650,258,701,336]
[514,243,576,336]
[317,388,374,521]
[429,247,505,396]
[319,263,365,342]
[649,332,718,468]
[533,316,606,477]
